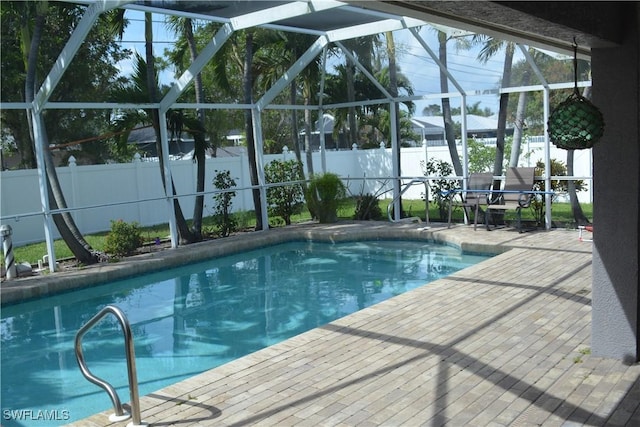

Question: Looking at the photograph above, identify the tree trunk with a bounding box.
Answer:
[290,80,314,217]
[387,31,403,215]
[289,81,306,180]
[243,31,263,230]
[438,31,463,176]
[510,69,530,167]
[25,7,97,265]
[145,13,194,244]
[304,93,314,177]
[185,18,205,241]
[346,60,358,146]
[492,43,514,191]
[191,124,206,240]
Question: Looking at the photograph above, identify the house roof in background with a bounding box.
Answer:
[411,115,509,135]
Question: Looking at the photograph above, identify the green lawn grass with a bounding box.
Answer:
[8,199,592,266]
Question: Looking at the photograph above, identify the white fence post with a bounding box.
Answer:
[133,153,144,224]
[238,148,248,213]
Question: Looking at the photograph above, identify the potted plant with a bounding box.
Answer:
[306,173,347,223]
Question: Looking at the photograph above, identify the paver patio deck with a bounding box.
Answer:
[25,221,638,426]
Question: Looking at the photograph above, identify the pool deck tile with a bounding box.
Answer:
[14,221,635,426]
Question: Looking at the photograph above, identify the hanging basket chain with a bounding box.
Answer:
[573,40,579,95]
[548,38,604,150]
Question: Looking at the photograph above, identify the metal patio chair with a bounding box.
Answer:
[448,172,494,230]
[485,167,537,232]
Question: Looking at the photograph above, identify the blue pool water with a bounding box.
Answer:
[1,240,489,425]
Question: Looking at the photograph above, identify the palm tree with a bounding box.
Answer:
[451,101,493,116]
[210,28,309,229]
[243,30,264,230]
[373,65,415,141]
[290,35,318,179]
[142,12,197,243]
[166,16,208,240]
[257,32,320,178]
[507,49,592,225]
[109,49,195,243]
[384,31,418,219]
[299,51,323,177]
[475,36,515,190]
[509,68,530,167]
[386,31,402,215]
[338,36,380,146]
[323,65,352,145]
[22,1,98,265]
[109,10,194,243]
[438,30,463,177]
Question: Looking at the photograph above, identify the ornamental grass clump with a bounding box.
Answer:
[307,173,347,223]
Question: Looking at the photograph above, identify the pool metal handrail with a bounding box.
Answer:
[387,178,430,224]
[74,305,146,426]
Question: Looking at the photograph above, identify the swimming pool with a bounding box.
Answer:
[1,240,489,425]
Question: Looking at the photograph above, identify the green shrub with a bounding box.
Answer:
[353,194,384,220]
[264,159,305,225]
[104,220,144,257]
[212,170,237,237]
[423,159,458,221]
[531,159,588,226]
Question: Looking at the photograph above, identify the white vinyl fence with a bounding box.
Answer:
[0,141,592,246]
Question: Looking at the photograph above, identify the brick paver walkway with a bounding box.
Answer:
[53,222,640,426]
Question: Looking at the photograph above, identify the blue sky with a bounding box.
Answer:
[393,27,509,115]
[118,11,521,116]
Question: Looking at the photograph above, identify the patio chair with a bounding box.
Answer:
[485,167,537,232]
[448,172,493,230]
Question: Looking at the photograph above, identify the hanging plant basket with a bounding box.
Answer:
[547,39,604,150]
[548,90,605,150]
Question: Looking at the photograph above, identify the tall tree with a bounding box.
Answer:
[142,12,195,243]
[166,16,208,240]
[323,57,414,148]
[339,36,379,146]
[18,1,103,264]
[258,32,320,178]
[386,30,400,163]
[476,36,515,190]
[438,30,463,176]
[2,2,129,166]
[210,28,306,229]
[508,49,592,224]
[422,104,442,116]
[242,30,264,230]
[509,69,530,167]
[451,101,493,117]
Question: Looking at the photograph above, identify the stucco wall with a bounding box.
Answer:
[591,4,640,362]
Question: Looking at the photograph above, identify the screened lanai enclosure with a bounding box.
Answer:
[3,0,640,364]
[0,0,596,272]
